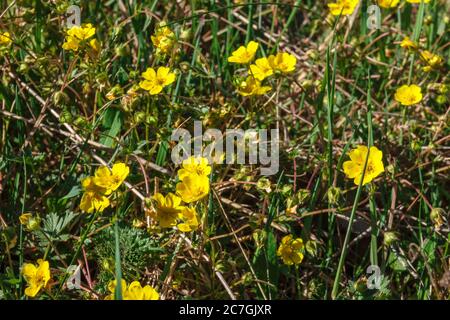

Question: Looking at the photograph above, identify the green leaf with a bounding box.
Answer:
[61,185,82,200]
[100,109,123,148]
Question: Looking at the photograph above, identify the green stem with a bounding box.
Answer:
[331,148,371,299]
[114,218,123,300]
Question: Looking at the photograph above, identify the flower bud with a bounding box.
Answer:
[53,91,69,105]
[327,186,341,205]
[383,231,399,246]
[430,208,445,229]
[256,177,272,194]
[19,213,41,231]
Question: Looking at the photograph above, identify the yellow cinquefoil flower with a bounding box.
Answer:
[178,156,211,181]
[377,0,399,8]
[153,193,184,228]
[419,50,443,72]
[22,259,51,298]
[19,213,41,231]
[343,146,384,186]
[177,207,200,232]
[93,162,130,195]
[139,66,176,95]
[151,25,175,54]
[249,57,274,81]
[328,0,359,16]
[228,41,259,64]
[400,36,418,51]
[268,52,297,74]
[394,84,423,106]
[0,31,12,46]
[176,174,210,203]
[106,279,159,300]
[277,235,304,266]
[237,76,271,96]
[79,177,110,213]
[67,23,96,41]
[62,23,96,52]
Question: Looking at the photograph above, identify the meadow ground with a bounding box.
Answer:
[0,0,449,300]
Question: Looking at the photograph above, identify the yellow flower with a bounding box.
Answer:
[237,76,271,97]
[139,66,176,95]
[342,146,384,186]
[93,162,129,195]
[67,23,96,41]
[79,177,110,213]
[62,36,80,51]
[268,52,297,74]
[19,213,41,231]
[178,156,211,181]
[105,279,127,300]
[249,57,274,80]
[126,281,159,300]
[176,174,210,203]
[377,0,399,8]
[106,279,159,300]
[89,38,100,52]
[19,213,32,225]
[400,36,418,50]
[153,193,184,228]
[277,235,304,266]
[406,0,430,3]
[22,259,51,298]
[419,50,443,72]
[394,84,423,106]
[328,0,359,16]
[0,31,12,46]
[151,25,175,54]
[228,41,259,64]
[62,24,96,52]
[177,207,199,232]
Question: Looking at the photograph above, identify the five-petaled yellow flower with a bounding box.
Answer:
[228,41,259,64]
[277,235,304,266]
[22,259,51,298]
[176,174,210,203]
[177,207,200,232]
[237,76,271,97]
[377,0,399,8]
[249,57,274,80]
[106,279,159,300]
[343,145,384,186]
[328,0,359,16]
[152,192,184,228]
[93,162,130,195]
[79,162,129,213]
[62,23,97,52]
[268,52,297,74]
[139,66,176,95]
[394,84,423,106]
[0,31,12,46]
[178,156,211,181]
[400,36,418,51]
[151,25,175,55]
[79,176,110,213]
